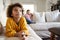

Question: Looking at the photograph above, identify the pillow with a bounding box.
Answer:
[45,10,60,22]
[56,13,60,22]
[33,12,45,23]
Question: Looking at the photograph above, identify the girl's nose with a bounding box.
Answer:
[16,11,19,14]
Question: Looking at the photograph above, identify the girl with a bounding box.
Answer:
[6,3,29,40]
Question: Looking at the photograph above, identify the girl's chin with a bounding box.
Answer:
[15,15,21,18]
[15,17,19,18]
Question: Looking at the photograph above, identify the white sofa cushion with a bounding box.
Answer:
[45,10,60,22]
[33,12,45,23]
[56,13,60,22]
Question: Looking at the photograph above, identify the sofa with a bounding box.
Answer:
[0,25,42,40]
[29,10,60,38]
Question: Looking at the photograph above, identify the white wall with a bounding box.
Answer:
[11,0,58,12]
[37,0,46,12]
[11,0,37,11]
[11,0,46,12]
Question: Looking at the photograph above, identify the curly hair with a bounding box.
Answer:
[7,3,23,17]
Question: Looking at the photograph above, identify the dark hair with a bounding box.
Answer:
[7,3,23,17]
[26,10,30,12]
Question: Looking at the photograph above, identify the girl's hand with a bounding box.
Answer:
[15,31,28,40]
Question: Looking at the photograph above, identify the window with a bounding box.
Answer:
[23,4,34,14]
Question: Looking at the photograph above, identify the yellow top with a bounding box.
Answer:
[6,17,29,37]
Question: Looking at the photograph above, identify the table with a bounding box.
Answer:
[49,27,60,40]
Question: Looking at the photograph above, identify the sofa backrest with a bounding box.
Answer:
[33,10,60,22]
[45,10,60,22]
[33,12,45,23]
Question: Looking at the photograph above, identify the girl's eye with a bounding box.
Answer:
[14,9,18,11]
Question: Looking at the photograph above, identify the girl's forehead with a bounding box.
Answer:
[13,6,22,10]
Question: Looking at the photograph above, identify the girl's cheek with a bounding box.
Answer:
[20,12,22,15]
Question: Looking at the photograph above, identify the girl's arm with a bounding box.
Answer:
[6,18,16,37]
[20,17,29,36]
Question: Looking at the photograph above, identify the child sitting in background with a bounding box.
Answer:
[24,10,34,24]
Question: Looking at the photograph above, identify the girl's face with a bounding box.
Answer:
[27,11,30,14]
[11,6,22,19]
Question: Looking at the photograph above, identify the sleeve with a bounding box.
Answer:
[20,17,29,36]
[6,18,16,37]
